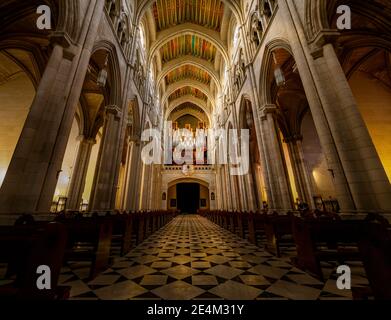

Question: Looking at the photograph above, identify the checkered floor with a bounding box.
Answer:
[1,215,370,300]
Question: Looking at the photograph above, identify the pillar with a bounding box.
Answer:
[259,105,293,210]
[0,0,106,214]
[90,105,123,211]
[285,135,315,208]
[277,0,356,212]
[314,43,391,212]
[67,136,96,210]
[279,0,391,213]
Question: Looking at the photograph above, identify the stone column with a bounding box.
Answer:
[67,136,96,210]
[120,136,134,210]
[314,43,391,212]
[279,0,391,213]
[260,105,293,210]
[124,139,141,211]
[225,165,233,211]
[239,175,249,211]
[220,166,227,210]
[285,135,315,208]
[0,0,106,215]
[215,166,222,210]
[0,43,75,214]
[149,164,160,209]
[258,113,277,209]
[89,105,123,211]
[277,0,356,212]
[140,163,152,210]
[229,168,240,210]
[245,170,258,211]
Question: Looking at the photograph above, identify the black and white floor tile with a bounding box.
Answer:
[0,215,370,300]
[58,215,370,300]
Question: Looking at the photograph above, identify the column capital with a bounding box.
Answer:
[76,135,97,145]
[309,29,340,59]
[84,137,97,145]
[49,31,73,48]
[258,104,277,120]
[105,105,122,118]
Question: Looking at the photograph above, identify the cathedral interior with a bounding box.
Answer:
[0,0,390,301]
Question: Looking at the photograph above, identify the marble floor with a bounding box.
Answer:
[61,215,370,300]
[1,215,370,300]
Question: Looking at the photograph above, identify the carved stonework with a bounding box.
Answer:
[105,105,122,118]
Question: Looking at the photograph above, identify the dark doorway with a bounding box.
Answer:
[177,183,200,214]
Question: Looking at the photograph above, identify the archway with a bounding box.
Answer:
[260,43,327,210]
[167,178,210,213]
[57,45,121,211]
[177,183,200,214]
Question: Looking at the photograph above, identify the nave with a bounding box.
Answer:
[48,215,367,300]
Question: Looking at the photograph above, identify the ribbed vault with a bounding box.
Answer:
[139,0,238,128]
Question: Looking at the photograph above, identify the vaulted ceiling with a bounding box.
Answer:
[165,65,211,86]
[168,87,208,103]
[152,0,224,32]
[141,0,233,126]
[159,35,217,64]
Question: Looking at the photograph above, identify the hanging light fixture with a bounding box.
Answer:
[273,52,286,87]
[97,55,109,87]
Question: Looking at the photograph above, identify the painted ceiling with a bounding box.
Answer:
[168,86,208,103]
[159,35,217,64]
[153,0,224,32]
[148,0,228,121]
[165,65,211,86]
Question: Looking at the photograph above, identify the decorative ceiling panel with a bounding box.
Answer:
[160,35,217,64]
[168,86,208,103]
[153,0,224,32]
[165,65,211,86]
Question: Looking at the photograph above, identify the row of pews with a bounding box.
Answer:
[0,210,178,300]
[203,210,391,300]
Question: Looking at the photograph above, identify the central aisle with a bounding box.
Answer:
[62,215,363,300]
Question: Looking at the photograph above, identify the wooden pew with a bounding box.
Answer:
[357,221,391,300]
[0,222,69,300]
[110,212,133,256]
[228,212,235,233]
[134,212,146,244]
[55,214,113,280]
[264,213,294,257]
[291,216,370,281]
[236,212,246,239]
[247,213,266,245]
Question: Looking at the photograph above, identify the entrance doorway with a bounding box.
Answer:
[177,183,200,214]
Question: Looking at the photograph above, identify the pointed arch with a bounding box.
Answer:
[148,23,230,66]
[258,38,293,106]
[157,56,221,90]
